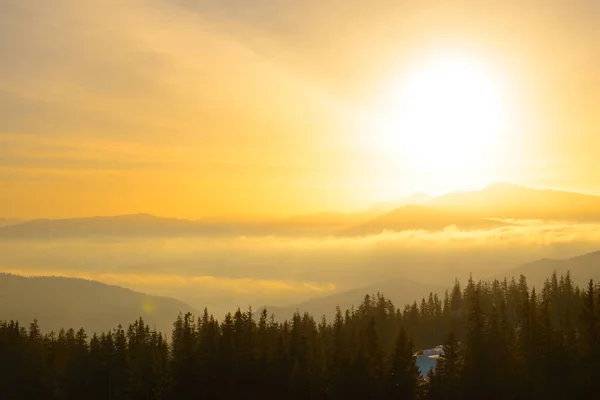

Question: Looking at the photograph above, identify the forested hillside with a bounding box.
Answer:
[264,278,445,322]
[0,273,199,334]
[500,250,600,289]
[1,271,598,399]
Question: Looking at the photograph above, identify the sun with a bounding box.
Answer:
[373,51,513,178]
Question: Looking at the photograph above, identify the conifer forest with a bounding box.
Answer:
[1,271,599,399]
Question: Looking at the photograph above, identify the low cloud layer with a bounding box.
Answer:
[2,220,600,315]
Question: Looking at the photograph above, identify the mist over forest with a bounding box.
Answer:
[2,216,600,319]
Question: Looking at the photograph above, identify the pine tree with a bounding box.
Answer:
[462,287,488,399]
[430,332,462,400]
[578,279,599,397]
[170,313,198,398]
[387,328,420,400]
[3,270,600,399]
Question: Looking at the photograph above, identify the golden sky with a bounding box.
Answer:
[1,0,599,219]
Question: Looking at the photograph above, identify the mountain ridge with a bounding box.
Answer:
[0,273,200,334]
[263,278,447,321]
[430,183,600,220]
[340,204,508,237]
[2,183,600,238]
[497,249,600,289]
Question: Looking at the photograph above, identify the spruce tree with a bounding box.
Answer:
[387,328,420,400]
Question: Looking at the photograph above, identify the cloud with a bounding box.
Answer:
[5,0,594,140]
[1,268,335,295]
[3,219,600,274]
[1,0,599,219]
[0,0,343,133]
[0,0,358,218]
[163,0,600,103]
[1,267,338,317]
[196,220,600,252]
[2,219,600,313]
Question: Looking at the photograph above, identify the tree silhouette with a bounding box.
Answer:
[1,270,599,399]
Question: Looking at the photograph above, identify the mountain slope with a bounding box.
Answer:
[3,184,599,239]
[257,193,435,235]
[498,250,600,289]
[0,219,24,228]
[264,279,446,321]
[365,192,434,214]
[0,213,370,238]
[0,213,273,238]
[430,183,600,221]
[341,205,507,236]
[0,192,438,239]
[0,214,202,238]
[0,273,199,334]
[261,212,371,235]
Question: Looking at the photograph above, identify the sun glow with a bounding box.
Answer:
[373,52,514,183]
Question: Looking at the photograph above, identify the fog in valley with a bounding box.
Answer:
[3,218,600,320]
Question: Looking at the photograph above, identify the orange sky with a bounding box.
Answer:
[0,0,599,219]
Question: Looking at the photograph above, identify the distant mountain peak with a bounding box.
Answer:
[428,183,600,221]
[119,213,159,219]
[366,192,433,214]
[403,192,434,202]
